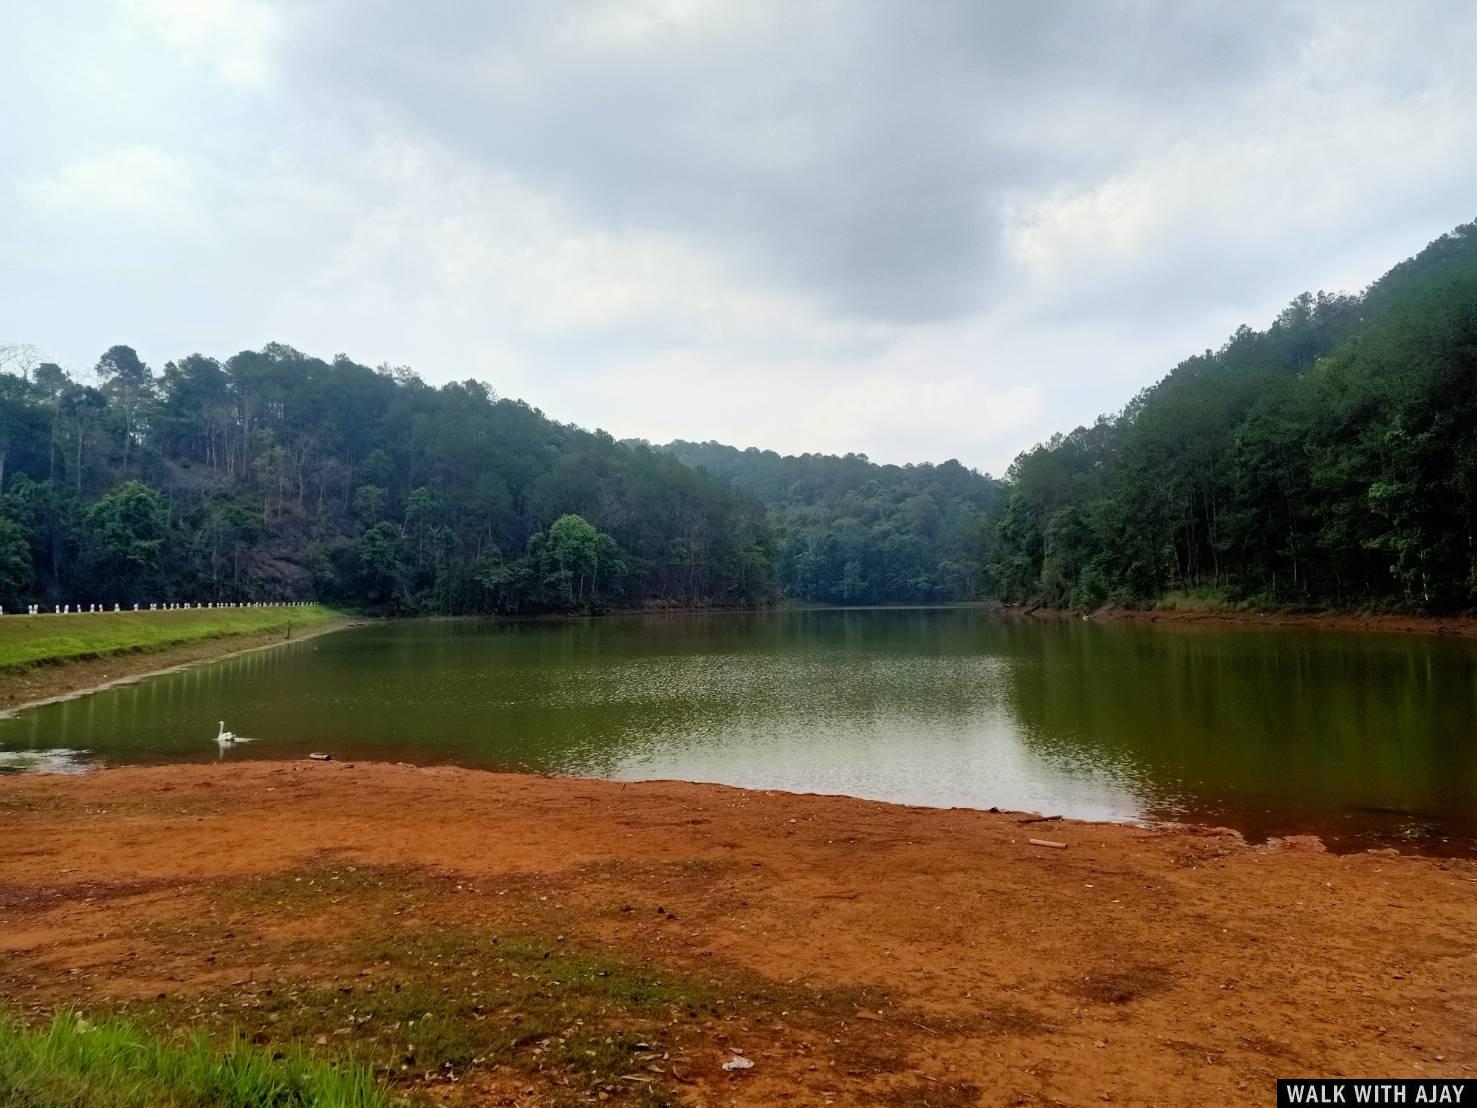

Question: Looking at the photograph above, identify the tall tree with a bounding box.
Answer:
[95,345,154,473]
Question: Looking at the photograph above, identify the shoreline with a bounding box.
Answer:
[0,760,1470,1105]
[624,599,1477,640]
[1015,602,1477,639]
[0,616,360,716]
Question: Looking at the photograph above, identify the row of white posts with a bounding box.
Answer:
[1,601,315,616]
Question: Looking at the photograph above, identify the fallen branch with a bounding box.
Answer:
[1028,838,1067,849]
[1017,814,1062,825]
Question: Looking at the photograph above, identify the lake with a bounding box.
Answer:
[1,608,1473,853]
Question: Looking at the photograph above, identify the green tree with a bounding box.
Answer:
[352,485,388,525]
[355,522,404,605]
[0,514,34,599]
[79,481,165,601]
[95,344,154,473]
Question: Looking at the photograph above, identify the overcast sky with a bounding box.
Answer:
[3,1,1473,474]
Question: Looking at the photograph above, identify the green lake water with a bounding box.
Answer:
[1,608,1473,853]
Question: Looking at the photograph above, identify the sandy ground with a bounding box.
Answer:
[0,761,1472,1107]
[0,618,356,715]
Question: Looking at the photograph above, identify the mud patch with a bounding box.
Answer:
[874,1079,983,1107]
[1070,964,1174,1005]
[0,875,198,915]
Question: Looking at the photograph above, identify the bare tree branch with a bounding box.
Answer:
[0,343,42,383]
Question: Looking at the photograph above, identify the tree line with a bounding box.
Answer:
[0,344,1005,615]
[982,221,1477,613]
[0,346,774,613]
[660,441,999,604]
[4,221,1469,618]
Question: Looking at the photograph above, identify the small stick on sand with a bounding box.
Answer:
[1029,838,1067,849]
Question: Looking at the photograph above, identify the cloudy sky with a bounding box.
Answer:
[3,1,1473,474]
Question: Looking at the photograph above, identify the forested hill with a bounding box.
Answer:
[5,222,1469,618]
[660,441,999,603]
[984,220,1477,613]
[0,348,773,613]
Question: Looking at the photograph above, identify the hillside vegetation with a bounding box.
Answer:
[0,350,771,614]
[984,221,1477,612]
[1,222,1471,617]
[660,442,998,604]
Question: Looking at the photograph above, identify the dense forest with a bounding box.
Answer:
[2,221,1471,617]
[0,347,774,613]
[983,221,1477,613]
[659,441,998,603]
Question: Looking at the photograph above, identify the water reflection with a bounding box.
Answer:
[998,620,1477,848]
[0,748,91,774]
[0,609,1472,852]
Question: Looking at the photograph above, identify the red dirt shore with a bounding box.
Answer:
[1,761,1473,1106]
[1078,605,1477,639]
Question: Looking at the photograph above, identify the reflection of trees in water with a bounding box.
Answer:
[512,607,1016,774]
[0,639,334,764]
[995,620,1477,844]
[0,608,1009,774]
[3,612,1473,850]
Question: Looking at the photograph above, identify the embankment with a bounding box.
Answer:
[0,605,351,713]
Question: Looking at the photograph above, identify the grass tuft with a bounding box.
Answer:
[1152,589,1245,613]
[0,1011,398,1107]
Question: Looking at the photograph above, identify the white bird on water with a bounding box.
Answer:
[216,720,236,744]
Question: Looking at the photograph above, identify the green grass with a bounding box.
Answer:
[232,930,735,1080]
[119,926,872,1106]
[1152,589,1247,613]
[0,605,342,669]
[117,929,715,1107]
[0,1012,398,1108]
[353,931,730,1013]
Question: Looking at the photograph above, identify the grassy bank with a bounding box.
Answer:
[0,605,341,670]
[1150,588,1253,612]
[0,1013,393,1108]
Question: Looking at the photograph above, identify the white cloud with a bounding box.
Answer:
[569,0,754,50]
[269,131,881,352]
[1002,6,1474,312]
[3,1,1472,473]
[119,0,282,87]
[21,146,194,218]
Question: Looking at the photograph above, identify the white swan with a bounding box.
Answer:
[216,720,236,744]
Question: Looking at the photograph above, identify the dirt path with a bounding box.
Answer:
[0,618,357,715]
[0,762,1472,1106]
